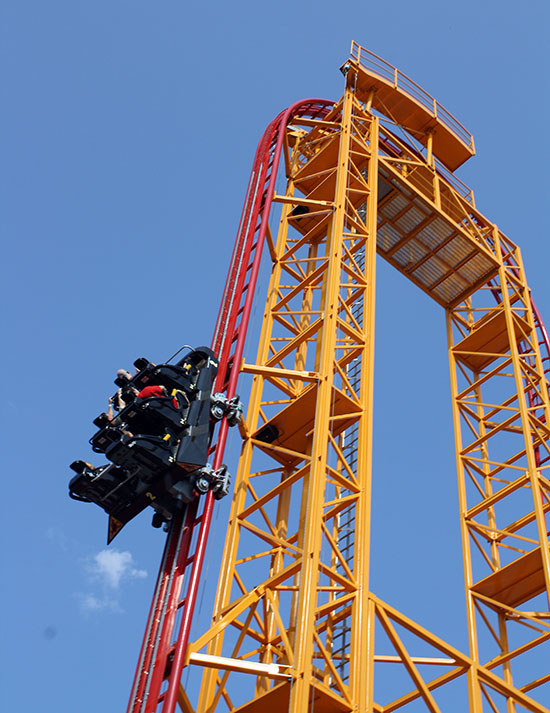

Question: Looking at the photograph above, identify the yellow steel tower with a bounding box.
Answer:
[181,43,550,712]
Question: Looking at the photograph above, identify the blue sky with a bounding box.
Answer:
[2,1,549,711]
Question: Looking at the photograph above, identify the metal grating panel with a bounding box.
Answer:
[432,273,469,303]
[380,193,409,219]
[375,169,499,306]
[392,240,429,268]
[390,177,413,198]
[437,233,474,265]
[418,217,454,250]
[377,222,401,252]
[394,205,427,233]
[411,255,450,287]
[378,177,393,202]
[461,251,495,278]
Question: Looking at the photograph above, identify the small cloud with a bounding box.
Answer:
[88,549,147,590]
[77,548,147,615]
[81,593,104,611]
[77,593,121,614]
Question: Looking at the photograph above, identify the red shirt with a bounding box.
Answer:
[138,385,166,399]
[138,385,177,407]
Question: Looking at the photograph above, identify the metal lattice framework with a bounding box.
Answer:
[191,87,380,712]
[447,233,550,708]
[127,43,550,713]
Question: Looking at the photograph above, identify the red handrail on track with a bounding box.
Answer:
[127,98,334,713]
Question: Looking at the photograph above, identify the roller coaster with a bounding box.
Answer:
[71,42,550,712]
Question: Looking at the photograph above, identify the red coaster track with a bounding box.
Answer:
[127,99,334,713]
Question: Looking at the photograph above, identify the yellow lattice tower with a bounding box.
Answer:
[181,43,550,713]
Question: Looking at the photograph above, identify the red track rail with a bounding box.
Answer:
[127,98,334,713]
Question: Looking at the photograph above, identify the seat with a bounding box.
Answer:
[123,395,189,437]
[69,462,137,514]
[105,433,175,478]
[90,425,122,454]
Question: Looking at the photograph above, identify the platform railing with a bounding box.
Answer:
[350,41,474,154]
[434,157,475,205]
[378,121,475,205]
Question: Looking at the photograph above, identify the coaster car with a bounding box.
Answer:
[69,346,234,542]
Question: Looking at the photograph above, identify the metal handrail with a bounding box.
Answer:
[351,41,474,153]
[378,122,475,205]
[434,157,475,204]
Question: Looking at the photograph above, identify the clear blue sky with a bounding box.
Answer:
[2,1,549,711]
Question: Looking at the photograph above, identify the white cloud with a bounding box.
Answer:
[76,548,148,615]
[81,593,103,610]
[77,593,121,614]
[88,549,147,589]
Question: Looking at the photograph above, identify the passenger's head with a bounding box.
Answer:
[117,368,131,380]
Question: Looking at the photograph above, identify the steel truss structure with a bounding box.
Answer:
[127,43,550,713]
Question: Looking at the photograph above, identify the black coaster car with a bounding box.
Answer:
[69,346,224,542]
